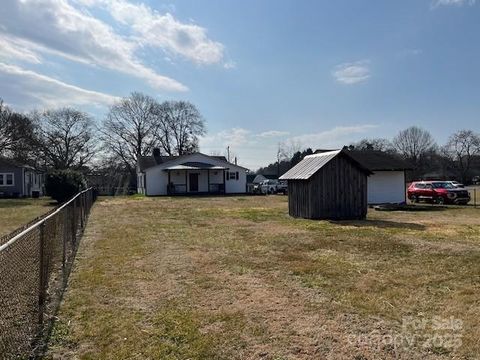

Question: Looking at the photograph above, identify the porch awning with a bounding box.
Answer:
[163,162,228,171]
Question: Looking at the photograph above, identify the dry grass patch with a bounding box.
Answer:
[0,197,54,237]
[47,196,480,359]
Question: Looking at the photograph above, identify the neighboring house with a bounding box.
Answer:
[246,174,277,193]
[137,150,248,196]
[280,150,372,220]
[346,150,411,204]
[252,174,277,184]
[0,157,45,198]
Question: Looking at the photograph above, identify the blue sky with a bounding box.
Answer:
[0,0,479,169]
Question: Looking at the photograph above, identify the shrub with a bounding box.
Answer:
[46,170,87,203]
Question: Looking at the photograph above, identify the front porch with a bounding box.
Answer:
[165,162,227,195]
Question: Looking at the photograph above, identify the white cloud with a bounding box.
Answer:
[201,128,251,149]
[431,0,475,7]
[0,35,42,64]
[257,130,290,138]
[0,0,189,91]
[333,61,370,85]
[77,0,226,65]
[288,125,378,149]
[400,48,423,57]
[0,62,118,108]
[223,60,237,69]
[200,125,378,170]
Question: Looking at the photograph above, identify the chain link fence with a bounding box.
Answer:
[0,188,96,359]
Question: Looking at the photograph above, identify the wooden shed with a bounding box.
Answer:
[279,149,372,220]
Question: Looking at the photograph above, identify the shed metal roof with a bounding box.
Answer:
[279,150,341,180]
[279,149,372,180]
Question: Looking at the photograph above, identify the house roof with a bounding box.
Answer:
[137,155,177,171]
[246,174,278,184]
[137,152,245,172]
[0,157,36,170]
[256,174,278,180]
[279,150,372,180]
[346,150,411,171]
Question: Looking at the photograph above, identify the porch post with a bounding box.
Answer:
[168,170,171,194]
[223,169,226,194]
[207,169,210,193]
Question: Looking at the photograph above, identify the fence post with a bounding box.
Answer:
[38,221,46,326]
[71,201,76,245]
[80,194,84,229]
[62,209,67,271]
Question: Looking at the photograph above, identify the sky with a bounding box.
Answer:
[0,0,479,170]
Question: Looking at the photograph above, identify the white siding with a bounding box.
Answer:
[367,171,405,204]
[143,153,247,196]
[145,167,169,195]
[224,169,246,193]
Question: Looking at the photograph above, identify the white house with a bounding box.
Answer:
[347,150,410,204]
[137,150,248,196]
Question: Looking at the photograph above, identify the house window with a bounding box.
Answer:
[228,171,239,180]
[0,173,14,186]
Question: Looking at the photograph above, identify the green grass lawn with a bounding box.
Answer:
[0,197,55,238]
[46,196,480,359]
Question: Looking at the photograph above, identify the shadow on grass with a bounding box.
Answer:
[0,198,55,208]
[0,200,34,208]
[375,204,449,212]
[330,219,426,231]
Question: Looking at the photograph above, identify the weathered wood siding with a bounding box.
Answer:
[287,154,368,220]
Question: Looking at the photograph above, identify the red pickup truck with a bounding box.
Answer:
[407,181,471,205]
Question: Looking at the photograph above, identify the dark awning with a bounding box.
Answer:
[163,162,228,171]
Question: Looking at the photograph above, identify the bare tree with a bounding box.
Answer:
[155,101,206,156]
[101,92,162,174]
[277,139,302,160]
[209,150,223,157]
[443,130,480,183]
[392,126,436,174]
[35,108,96,170]
[0,100,36,158]
[349,138,393,152]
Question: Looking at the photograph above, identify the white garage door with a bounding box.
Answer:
[368,171,405,204]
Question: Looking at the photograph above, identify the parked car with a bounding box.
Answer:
[408,181,471,205]
[259,179,287,195]
[277,180,288,195]
[446,180,465,188]
[473,176,480,185]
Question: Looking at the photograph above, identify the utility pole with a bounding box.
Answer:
[227,146,230,162]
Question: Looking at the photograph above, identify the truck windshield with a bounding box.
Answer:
[432,182,454,189]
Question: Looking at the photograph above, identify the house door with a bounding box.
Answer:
[189,173,199,192]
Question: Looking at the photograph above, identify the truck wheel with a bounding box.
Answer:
[435,197,445,205]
